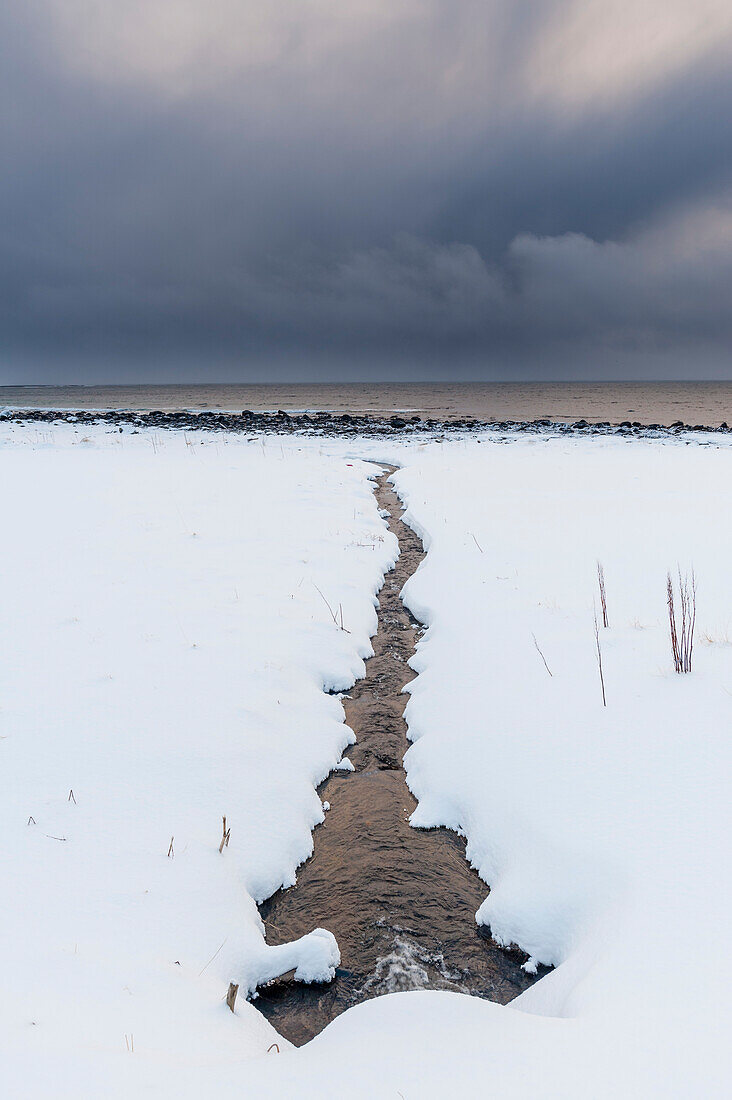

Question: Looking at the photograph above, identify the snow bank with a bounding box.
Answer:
[0,424,395,1080]
[384,434,732,1094]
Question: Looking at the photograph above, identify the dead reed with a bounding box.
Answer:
[594,609,607,706]
[219,815,231,853]
[531,633,553,677]
[597,562,608,628]
[313,583,351,633]
[667,569,696,673]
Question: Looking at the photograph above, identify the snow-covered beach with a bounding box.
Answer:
[2,421,731,1097]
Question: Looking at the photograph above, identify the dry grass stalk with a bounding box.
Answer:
[167,836,174,858]
[667,569,696,673]
[198,937,228,977]
[124,1034,134,1053]
[594,610,607,706]
[268,1043,280,1054]
[68,788,76,804]
[531,633,553,677]
[219,815,231,853]
[226,982,239,1012]
[597,562,608,628]
[313,583,351,633]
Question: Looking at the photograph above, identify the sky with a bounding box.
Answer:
[2,0,732,382]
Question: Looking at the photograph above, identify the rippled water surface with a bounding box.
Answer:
[4,381,732,425]
[254,468,542,1046]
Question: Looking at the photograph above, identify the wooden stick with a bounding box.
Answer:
[226,982,238,1013]
[219,816,231,853]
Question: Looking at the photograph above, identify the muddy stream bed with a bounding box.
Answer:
[255,466,542,1045]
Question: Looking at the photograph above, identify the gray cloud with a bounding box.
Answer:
[1,0,731,380]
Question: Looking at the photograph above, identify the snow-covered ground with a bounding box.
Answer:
[2,423,731,1096]
[0,424,396,1088]
[389,436,732,1096]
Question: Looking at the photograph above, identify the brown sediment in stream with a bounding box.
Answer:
[255,466,542,1045]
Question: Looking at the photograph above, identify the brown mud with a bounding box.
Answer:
[255,466,543,1045]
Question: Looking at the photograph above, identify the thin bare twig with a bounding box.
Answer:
[198,937,228,977]
[597,562,608,628]
[312,583,350,633]
[594,609,607,706]
[470,533,484,553]
[313,582,337,623]
[531,633,553,677]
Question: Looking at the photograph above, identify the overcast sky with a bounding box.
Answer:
[3,0,732,382]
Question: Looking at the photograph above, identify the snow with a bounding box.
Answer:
[0,423,396,1083]
[252,928,340,987]
[388,434,732,1095]
[333,756,355,771]
[2,422,731,1097]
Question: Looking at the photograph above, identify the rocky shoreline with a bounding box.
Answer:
[1,406,729,438]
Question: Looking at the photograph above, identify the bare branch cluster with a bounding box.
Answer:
[667,569,696,673]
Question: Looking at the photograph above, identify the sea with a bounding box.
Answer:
[3,382,732,426]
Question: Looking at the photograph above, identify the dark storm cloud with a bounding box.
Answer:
[1,0,731,380]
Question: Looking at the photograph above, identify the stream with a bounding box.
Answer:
[255,466,542,1045]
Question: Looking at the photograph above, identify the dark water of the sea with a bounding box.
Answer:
[3,382,732,426]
